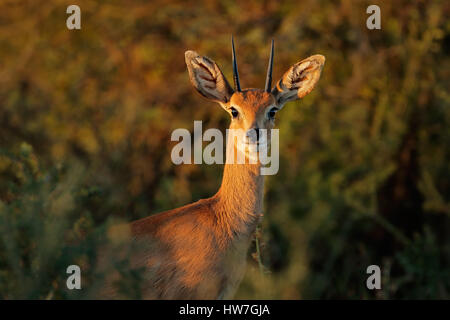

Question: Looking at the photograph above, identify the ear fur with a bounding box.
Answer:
[185,51,234,104]
[272,54,325,107]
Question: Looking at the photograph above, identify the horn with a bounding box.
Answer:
[231,35,241,92]
[264,39,274,92]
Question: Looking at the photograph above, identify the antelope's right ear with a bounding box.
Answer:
[185,51,234,104]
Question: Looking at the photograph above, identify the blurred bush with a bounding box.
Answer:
[0,0,449,299]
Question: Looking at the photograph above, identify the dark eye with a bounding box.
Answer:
[230,107,239,118]
[268,107,278,119]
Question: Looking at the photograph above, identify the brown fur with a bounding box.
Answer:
[127,98,269,298]
[96,50,324,299]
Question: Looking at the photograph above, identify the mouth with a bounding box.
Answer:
[243,141,268,152]
[233,139,269,163]
[244,138,268,146]
[245,139,267,145]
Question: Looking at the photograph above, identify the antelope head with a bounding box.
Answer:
[185,37,325,163]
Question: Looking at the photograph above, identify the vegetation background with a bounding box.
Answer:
[0,0,449,299]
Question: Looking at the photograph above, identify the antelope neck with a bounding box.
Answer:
[213,143,264,238]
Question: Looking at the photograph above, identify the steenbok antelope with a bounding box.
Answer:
[100,38,325,299]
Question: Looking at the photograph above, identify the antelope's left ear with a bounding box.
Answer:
[272,54,325,108]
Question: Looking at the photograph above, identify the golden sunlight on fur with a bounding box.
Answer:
[97,42,325,299]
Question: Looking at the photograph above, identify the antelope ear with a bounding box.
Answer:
[185,51,234,104]
[272,54,325,108]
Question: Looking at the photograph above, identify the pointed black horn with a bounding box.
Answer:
[231,35,241,92]
[264,39,274,92]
